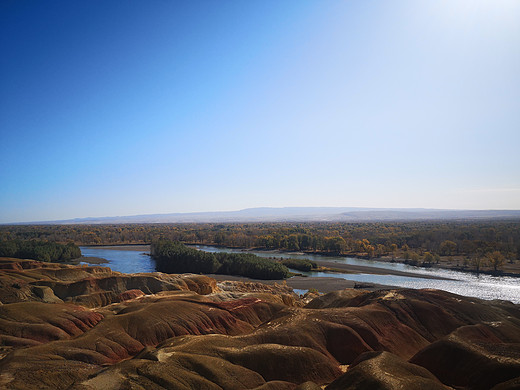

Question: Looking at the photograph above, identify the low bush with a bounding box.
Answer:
[280,258,317,272]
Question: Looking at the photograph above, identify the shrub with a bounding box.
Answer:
[280,258,317,272]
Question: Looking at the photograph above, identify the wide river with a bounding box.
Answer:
[80,245,520,304]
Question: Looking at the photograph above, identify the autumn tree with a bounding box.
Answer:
[434,253,441,264]
[423,252,434,265]
[408,251,420,266]
[486,251,505,272]
[375,244,386,257]
[471,254,484,274]
[440,240,457,256]
[390,243,398,259]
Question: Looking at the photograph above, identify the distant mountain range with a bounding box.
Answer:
[15,207,520,224]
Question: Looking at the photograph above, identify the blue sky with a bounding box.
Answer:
[1,0,519,223]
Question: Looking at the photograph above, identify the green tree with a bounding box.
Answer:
[423,252,434,265]
[287,235,300,251]
[0,241,17,257]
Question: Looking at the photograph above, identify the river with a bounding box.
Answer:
[79,245,520,304]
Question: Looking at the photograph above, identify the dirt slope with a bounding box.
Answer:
[0,257,519,389]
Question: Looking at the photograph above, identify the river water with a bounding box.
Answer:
[79,245,520,304]
[80,247,156,274]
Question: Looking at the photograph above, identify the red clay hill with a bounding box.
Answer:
[0,257,519,389]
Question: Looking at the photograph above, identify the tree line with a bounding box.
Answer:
[152,240,290,279]
[0,240,81,262]
[1,220,518,271]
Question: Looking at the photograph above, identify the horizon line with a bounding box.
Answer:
[3,206,520,225]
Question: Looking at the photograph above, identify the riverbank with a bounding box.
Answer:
[80,243,520,277]
[82,244,451,281]
[304,259,452,280]
[207,273,397,294]
[67,256,109,265]
[195,244,520,278]
[83,244,151,251]
[371,254,520,278]
[78,245,520,303]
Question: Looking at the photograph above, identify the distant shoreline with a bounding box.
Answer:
[81,243,520,278]
[207,274,397,294]
[81,244,450,281]
[81,244,150,252]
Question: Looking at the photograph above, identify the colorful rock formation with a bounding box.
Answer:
[0,257,519,389]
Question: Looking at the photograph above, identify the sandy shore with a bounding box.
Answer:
[67,256,110,265]
[83,245,151,252]
[311,260,452,280]
[374,255,520,278]
[207,274,397,293]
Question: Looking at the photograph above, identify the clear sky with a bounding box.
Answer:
[1,0,519,223]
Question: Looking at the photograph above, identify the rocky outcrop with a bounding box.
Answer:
[410,322,520,389]
[0,257,217,307]
[0,258,519,389]
[326,351,450,390]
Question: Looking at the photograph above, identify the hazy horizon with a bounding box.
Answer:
[6,204,520,224]
[1,1,519,223]
[5,206,520,225]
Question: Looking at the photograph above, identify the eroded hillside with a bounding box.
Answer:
[0,257,519,389]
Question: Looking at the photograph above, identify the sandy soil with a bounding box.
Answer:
[207,274,396,293]
[84,245,151,251]
[309,259,451,280]
[67,256,110,265]
[376,255,520,277]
